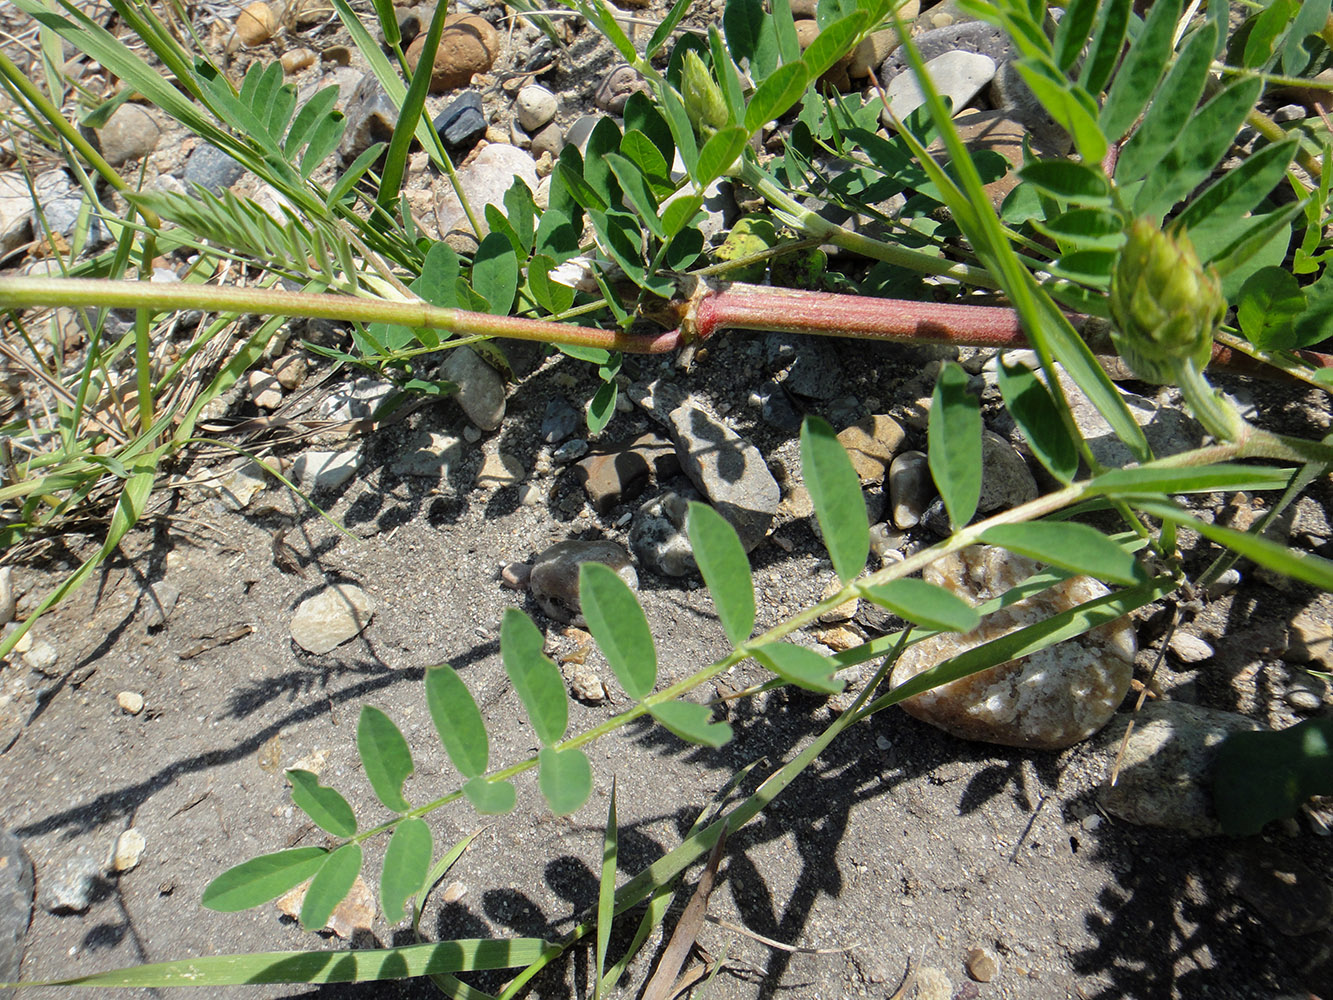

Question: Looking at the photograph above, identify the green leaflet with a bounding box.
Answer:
[1116,21,1217,183]
[15,938,552,987]
[801,10,867,80]
[1237,266,1307,350]
[425,664,490,779]
[695,126,749,187]
[300,843,363,931]
[381,818,433,923]
[979,522,1146,586]
[1099,0,1183,141]
[801,416,870,583]
[687,501,756,646]
[1013,60,1106,164]
[201,847,329,912]
[754,642,844,693]
[1213,719,1333,835]
[1079,0,1131,94]
[745,62,810,134]
[472,232,519,316]
[860,579,980,633]
[580,562,657,699]
[996,357,1079,483]
[604,152,664,238]
[1090,463,1298,497]
[648,700,734,747]
[538,746,593,816]
[501,609,568,746]
[927,362,982,531]
[287,769,358,838]
[357,706,414,813]
[1017,160,1112,206]
[463,776,518,815]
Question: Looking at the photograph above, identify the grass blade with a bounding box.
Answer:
[594,783,618,1000]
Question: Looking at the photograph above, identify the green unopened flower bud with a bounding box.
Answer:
[1108,218,1224,383]
[681,50,729,137]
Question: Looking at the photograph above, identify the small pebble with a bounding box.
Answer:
[552,439,588,464]
[117,691,145,715]
[501,562,531,590]
[1168,632,1214,664]
[515,84,558,132]
[236,1,277,46]
[1206,569,1241,600]
[965,946,1000,983]
[111,829,146,873]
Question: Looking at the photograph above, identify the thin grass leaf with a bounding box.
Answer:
[16,938,552,987]
[860,579,980,632]
[754,642,844,693]
[538,746,593,816]
[580,562,657,699]
[687,501,756,646]
[300,843,363,931]
[801,415,869,583]
[463,776,518,815]
[201,847,329,912]
[1099,0,1182,140]
[648,701,733,747]
[501,608,568,746]
[996,357,1079,482]
[357,705,414,814]
[979,522,1146,586]
[927,361,982,530]
[382,818,433,923]
[287,769,358,838]
[1134,500,1333,590]
[594,784,618,1000]
[425,664,490,779]
[1116,20,1216,182]
[1091,463,1299,497]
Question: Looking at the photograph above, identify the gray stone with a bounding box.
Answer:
[889,450,933,529]
[628,378,691,427]
[216,460,268,510]
[891,545,1136,750]
[594,64,648,114]
[530,121,563,160]
[668,401,780,552]
[989,61,1070,153]
[516,84,558,131]
[630,491,698,576]
[529,540,637,623]
[1168,631,1215,664]
[880,18,1013,77]
[439,346,506,430]
[753,381,802,434]
[541,397,582,443]
[660,175,733,243]
[477,451,524,488]
[562,114,602,155]
[1285,607,1333,670]
[0,174,31,259]
[183,143,245,195]
[94,104,161,167]
[318,377,396,421]
[292,449,362,491]
[1056,368,1203,467]
[1285,672,1328,713]
[41,849,101,914]
[0,828,32,994]
[882,50,997,125]
[978,429,1038,512]
[21,638,57,675]
[432,91,487,153]
[31,169,108,248]
[435,144,538,238]
[915,967,952,1000]
[1098,701,1264,836]
[390,430,463,479]
[0,567,14,626]
[781,337,843,400]
[552,439,588,464]
[338,73,397,164]
[290,583,374,654]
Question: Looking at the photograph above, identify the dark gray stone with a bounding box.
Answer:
[541,397,581,443]
[755,381,802,434]
[183,143,245,195]
[433,91,487,153]
[0,829,33,998]
[783,338,843,401]
[338,74,397,165]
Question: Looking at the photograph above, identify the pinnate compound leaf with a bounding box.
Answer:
[501,608,568,746]
[754,642,844,694]
[287,769,357,838]
[1135,501,1333,591]
[299,843,363,931]
[801,416,869,583]
[580,562,657,699]
[538,746,593,816]
[381,818,433,923]
[357,706,414,813]
[463,776,518,815]
[202,848,328,912]
[425,665,489,779]
[861,579,980,632]
[648,701,734,747]
[979,522,1146,586]
[996,358,1078,483]
[687,502,756,646]
[1237,266,1306,350]
[1213,719,1333,836]
[928,361,982,530]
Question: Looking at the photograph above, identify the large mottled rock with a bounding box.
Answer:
[882,50,997,125]
[529,540,637,623]
[667,402,779,552]
[0,828,33,998]
[290,583,375,654]
[630,491,698,577]
[890,545,1136,749]
[434,144,538,237]
[1097,702,1264,836]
